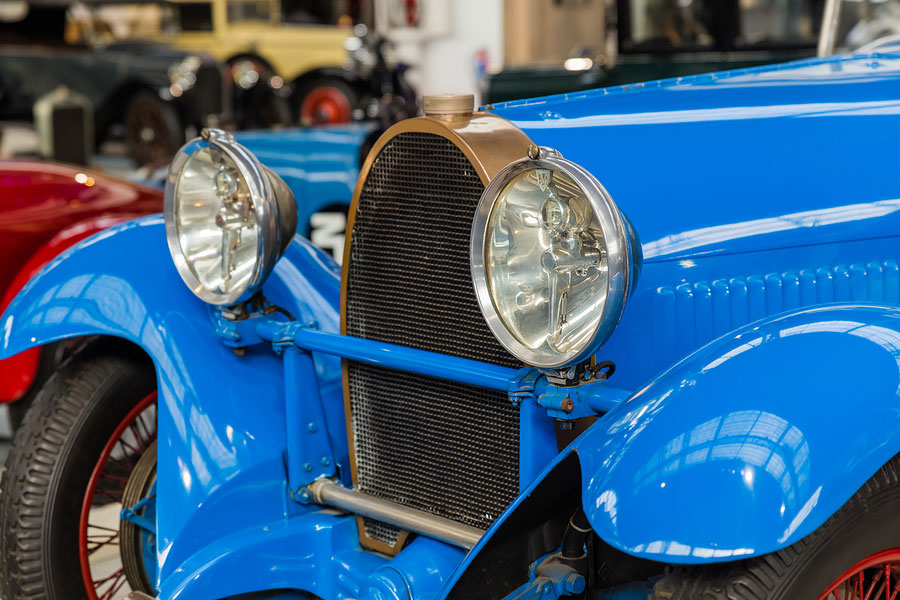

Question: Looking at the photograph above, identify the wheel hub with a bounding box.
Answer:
[120,440,158,595]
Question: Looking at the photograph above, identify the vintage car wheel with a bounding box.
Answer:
[119,440,157,594]
[124,91,183,166]
[0,348,157,600]
[293,78,357,126]
[7,340,68,431]
[650,455,900,600]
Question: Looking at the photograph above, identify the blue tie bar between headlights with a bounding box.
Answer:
[255,318,519,392]
[250,317,629,413]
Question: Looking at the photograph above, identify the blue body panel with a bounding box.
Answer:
[491,53,900,391]
[576,303,900,563]
[4,53,900,597]
[0,217,382,597]
[234,125,368,238]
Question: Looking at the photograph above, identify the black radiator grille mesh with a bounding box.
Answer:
[345,131,520,534]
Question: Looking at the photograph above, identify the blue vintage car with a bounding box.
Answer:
[3,3,900,600]
[234,125,370,262]
[137,124,366,262]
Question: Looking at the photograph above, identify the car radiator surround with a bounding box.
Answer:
[343,129,524,553]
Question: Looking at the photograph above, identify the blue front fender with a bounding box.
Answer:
[0,215,357,596]
[441,304,900,598]
[576,303,900,564]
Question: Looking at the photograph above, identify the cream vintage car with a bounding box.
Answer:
[161,0,356,125]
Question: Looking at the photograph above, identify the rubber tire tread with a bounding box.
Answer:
[0,350,155,600]
[650,453,900,600]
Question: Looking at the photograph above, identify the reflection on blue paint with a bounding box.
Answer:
[575,305,900,563]
[642,199,900,260]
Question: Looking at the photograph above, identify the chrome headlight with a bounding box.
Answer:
[471,147,638,369]
[165,129,297,305]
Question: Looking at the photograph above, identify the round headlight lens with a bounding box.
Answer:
[471,149,634,368]
[165,129,297,305]
[173,145,259,299]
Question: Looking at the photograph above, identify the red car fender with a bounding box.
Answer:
[0,160,162,403]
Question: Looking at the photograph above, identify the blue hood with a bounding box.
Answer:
[491,54,900,264]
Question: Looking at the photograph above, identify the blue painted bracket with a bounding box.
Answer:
[211,309,337,493]
[283,346,336,493]
[121,496,156,534]
[508,368,631,420]
[534,379,631,419]
[508,368,542,405]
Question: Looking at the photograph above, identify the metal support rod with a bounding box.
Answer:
[283,347,335,491]
[818,0,843,57]
[308,479,485,550]
[257,321,519,392]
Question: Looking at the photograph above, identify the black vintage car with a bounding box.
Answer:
[486,0,825,103]
[0,1,226,164]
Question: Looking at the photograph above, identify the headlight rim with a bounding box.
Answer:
[470,149,633,369]
[164,128,283,306]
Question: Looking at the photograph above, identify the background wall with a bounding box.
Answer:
[504,0,608,67]
[376,0,504,104]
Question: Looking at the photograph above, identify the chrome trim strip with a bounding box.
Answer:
[308,480,484,550]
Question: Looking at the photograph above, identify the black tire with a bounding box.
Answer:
[6,342,67,432]
[227,56,291,129]
[124,91,184,166]
[650,454,900,599]
[0,348,156,600]
[292,77,359,126]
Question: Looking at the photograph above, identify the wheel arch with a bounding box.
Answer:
[580,304,900,565]
[441,303,900,598]
[96,80,177,142]
[290,66,366,97]
[224,52,276,73]
[0,215,146,403]
[0,214,345,584]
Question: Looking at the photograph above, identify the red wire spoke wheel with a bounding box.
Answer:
[79,392,158,600]
[0,350,157,600]
[817,550,900,600]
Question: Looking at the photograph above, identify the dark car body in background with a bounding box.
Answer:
[486,0,825,103]
[0,3,226,164]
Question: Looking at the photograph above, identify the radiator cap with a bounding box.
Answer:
[423,94,474,118]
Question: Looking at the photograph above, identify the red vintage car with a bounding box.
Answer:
[0,160,161,426]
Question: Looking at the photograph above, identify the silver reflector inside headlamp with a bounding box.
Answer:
[165,129,297,306]
[174,145,260,299]
[471,148,635,368]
